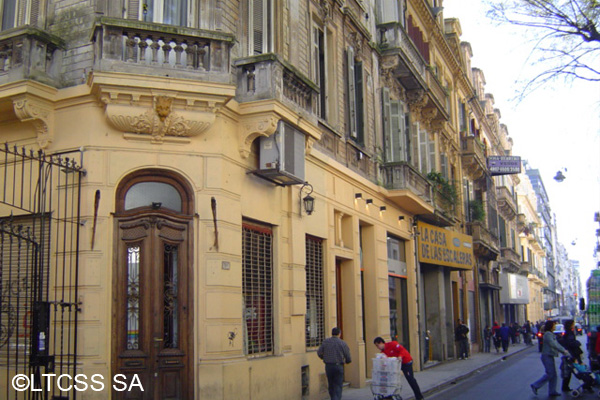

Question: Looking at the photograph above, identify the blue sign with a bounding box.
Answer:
[488,156,521,176]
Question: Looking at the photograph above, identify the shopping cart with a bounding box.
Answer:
[370,356,403,400]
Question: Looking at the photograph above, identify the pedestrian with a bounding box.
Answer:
[499,323,510,353]
[560,319,583,392]
[483,325,492,353]
[373,337,425,400]
[492,321,501,353]
[523,320,532,346]
[455,319,470,360]
[509,322,517,345]
[318,327,352,400]
[530,320,570,397]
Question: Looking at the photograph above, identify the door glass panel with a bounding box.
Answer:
[127,246,141,350]
[163,244,179,348]
[124,182,182,212]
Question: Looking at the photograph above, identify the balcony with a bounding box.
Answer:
[497,186,517,219]
[426,67,449,120]
[461,136,487,179]
[381,162,434,215]
[0,26,64,87]
[500,247,520,272]
[92,17,233,83]
[234,53,319,122]
[377,22,426,91]
[466,221,499,259]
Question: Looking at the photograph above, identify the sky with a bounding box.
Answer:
[442,1,600,292]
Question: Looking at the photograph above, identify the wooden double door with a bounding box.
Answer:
[113,214,192,399]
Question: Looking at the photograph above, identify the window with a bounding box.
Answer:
[1,0,16,30]
[247,0,273,55]
[305,236,324,348]
[459,101,467,133]
[312,23,328,120]
[124,182,182,212]
[382,88,409,163]
[1,0,40,30]
[242,221,273,356]
[411,122,434,174]
[440,153,448,179]
[347,46,364,144]
[376,0,403,25]
[499,217,507,248]
[141,0,188,25]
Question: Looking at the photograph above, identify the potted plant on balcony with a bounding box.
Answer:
[426,172,457,205]
[469,199,486,222]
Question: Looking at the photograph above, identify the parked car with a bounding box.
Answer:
[553,323,566,338]
[575,323,583,336]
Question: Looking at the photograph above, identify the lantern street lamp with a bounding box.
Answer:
[300,182,314,216]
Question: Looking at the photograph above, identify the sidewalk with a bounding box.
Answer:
[342,342,534,400]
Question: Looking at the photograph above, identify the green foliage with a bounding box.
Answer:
[426,172,458,205]
[469,200,486,222]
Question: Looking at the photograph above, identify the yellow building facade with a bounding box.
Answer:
[0,0,537,399]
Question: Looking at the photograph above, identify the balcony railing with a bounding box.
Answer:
[0,26,64,86]
[376,21,426,87]
[432,185,456,218]
[381,162,432,201]
[426,68,448,116]
[461,136,487,177]
[496,186,517,218]
[467,221,500,256]
[521,261,533,274]
[500,247,520,271]
[234,53,319,118]
[92,17,233,82]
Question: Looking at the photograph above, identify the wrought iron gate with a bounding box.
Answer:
[0,144,84,399]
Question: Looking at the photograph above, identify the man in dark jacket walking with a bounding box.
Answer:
[318,327,352,400]
[455,319,470,359]
[499,323,510,353]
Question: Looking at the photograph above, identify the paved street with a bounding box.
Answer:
[429,336,593,400]
[343,336,592,400]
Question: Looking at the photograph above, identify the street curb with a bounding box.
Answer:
[418,346,534,399]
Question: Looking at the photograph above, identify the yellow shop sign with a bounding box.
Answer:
[417,221,474,270]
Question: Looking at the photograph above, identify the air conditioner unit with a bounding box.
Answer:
[255,121,305,186]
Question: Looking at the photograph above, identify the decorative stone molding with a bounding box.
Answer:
[238,113,280,159]
[318,0,332,25]
[92,79,228,144]
[406,89,427,120]
[105,96,215,144]
[349,32,364,60]
[12,96,54,149]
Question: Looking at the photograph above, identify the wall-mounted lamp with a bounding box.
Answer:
[398,216,405,222]
[379,206,387,212]
[299,182,314,216]
[366,199,374,205]
[355,193,363,200]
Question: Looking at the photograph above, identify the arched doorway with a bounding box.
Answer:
[112,169,194,399]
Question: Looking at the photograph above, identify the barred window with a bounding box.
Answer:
[242,222,273,356]
[305,235,324,348]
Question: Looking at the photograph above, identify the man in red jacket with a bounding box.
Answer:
[374,337,425,400]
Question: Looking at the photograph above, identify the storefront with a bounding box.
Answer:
[417,221,474,362]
